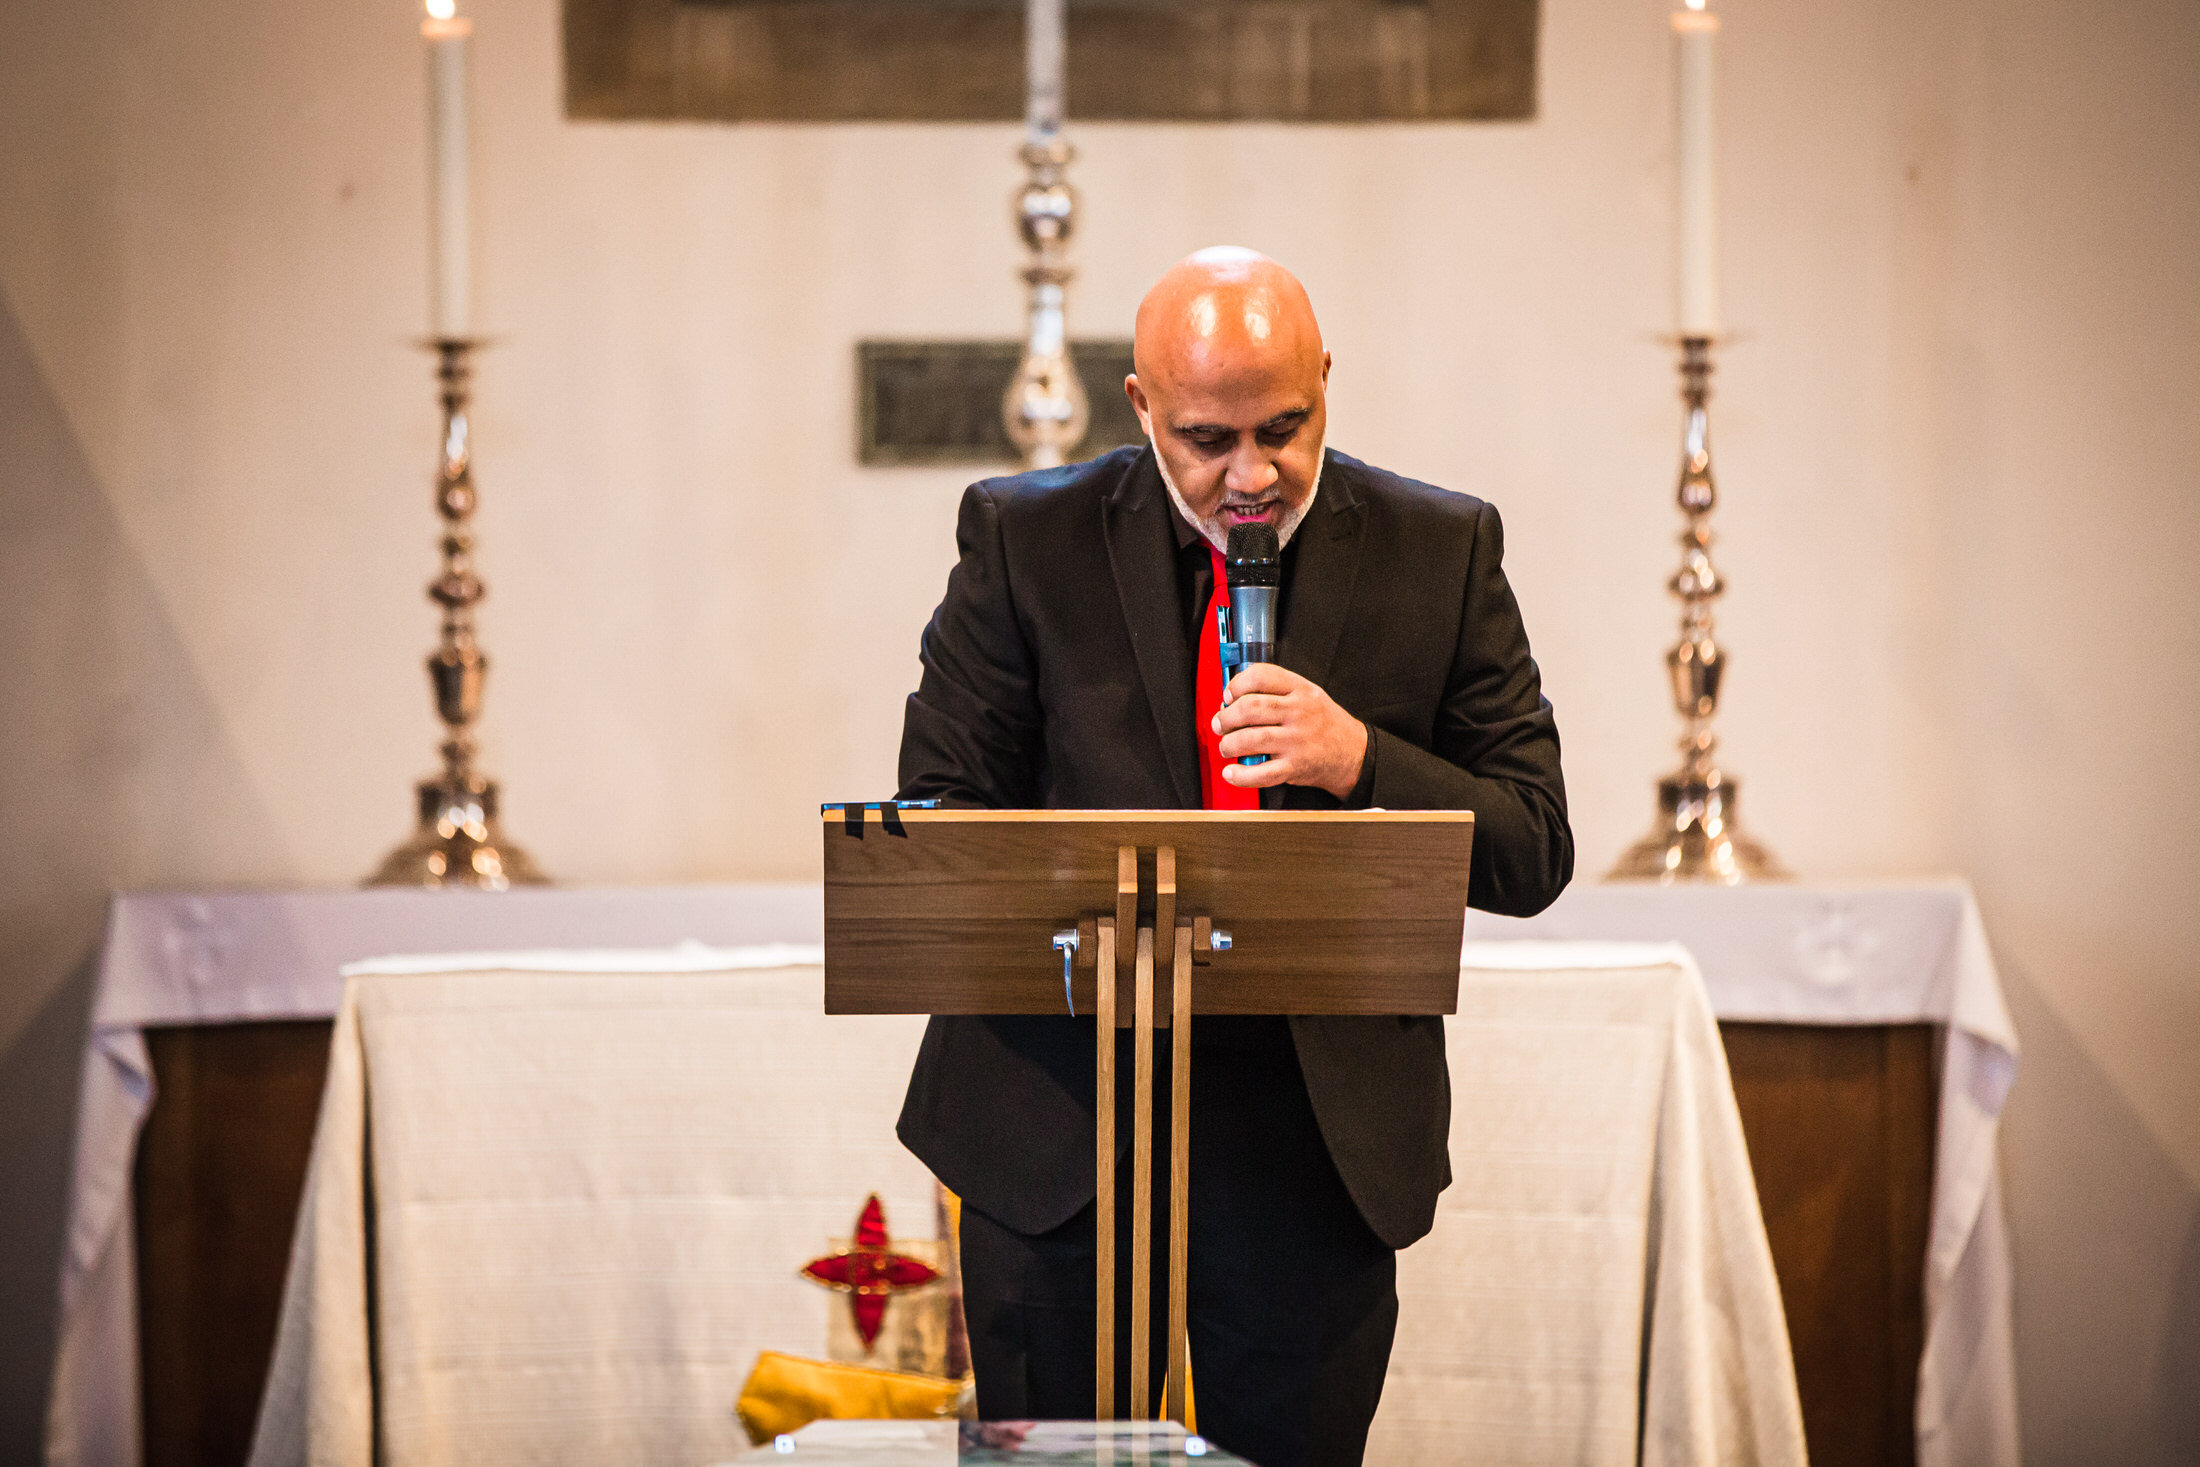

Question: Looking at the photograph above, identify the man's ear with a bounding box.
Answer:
[1124,374,1152,437]
[1321,351,1333,386]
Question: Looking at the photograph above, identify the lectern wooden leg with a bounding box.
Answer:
[1130,923,1156,1420]
[1094,917,1117,1420]
[1166,920,1194,1425]
[1154,847,1177,1015]
[1092,848,1141,1419]
[1116,847,1139,1013]
[1152,849,1182,1421]
[1095,848,1193,1424]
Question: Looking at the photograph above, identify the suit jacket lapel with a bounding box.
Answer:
[1103,450,1201,809]
[1277,450,1366,693]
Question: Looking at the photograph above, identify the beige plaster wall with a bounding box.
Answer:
[1920,0,2200,1454]
[0,0,2192,1457]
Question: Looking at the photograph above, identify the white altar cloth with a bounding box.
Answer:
[246,944,1798,1467]
[1463,882,2021,1467]
[246,953,931,1467]
[1369,943,1806,1467]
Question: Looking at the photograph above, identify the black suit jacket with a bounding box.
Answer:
[894,445,1572,1250]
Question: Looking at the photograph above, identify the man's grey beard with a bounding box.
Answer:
[1151,437,1324,553]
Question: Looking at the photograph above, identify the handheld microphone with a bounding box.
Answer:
[1217,522,1281,767]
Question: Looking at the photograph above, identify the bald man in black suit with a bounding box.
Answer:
[895,248,1573,1467]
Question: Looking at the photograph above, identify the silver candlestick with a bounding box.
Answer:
[369,338,546,889]
[1609,336,1786,883]
[1002,0,1087,470]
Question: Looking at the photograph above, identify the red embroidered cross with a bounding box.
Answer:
[799,1193,943,1350]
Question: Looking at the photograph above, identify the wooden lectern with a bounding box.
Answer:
[822,807,1473,1424]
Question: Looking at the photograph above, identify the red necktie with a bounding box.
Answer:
[1197,545,1259,810]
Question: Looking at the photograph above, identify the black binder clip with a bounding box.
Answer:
[823,800,940,839]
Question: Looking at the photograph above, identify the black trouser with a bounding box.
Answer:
[957,1020,1397,1467]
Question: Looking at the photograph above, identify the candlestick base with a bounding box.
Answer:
[371,776,546,890]
[1608,771,1787,885]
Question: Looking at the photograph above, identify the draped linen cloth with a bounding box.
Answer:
[1367,942,1807,1467]
[251,942,1800,1467]
[246,950,933,1467]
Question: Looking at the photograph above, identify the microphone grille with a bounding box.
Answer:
[1225,522,1280,565]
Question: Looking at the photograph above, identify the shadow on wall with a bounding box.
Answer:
[0,299,293,1455]
[2171,1216,2200,1466]
[1997,958,2200,1466]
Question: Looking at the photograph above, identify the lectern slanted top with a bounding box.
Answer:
[820,806,1474,1426]
[823,808,1473,1017]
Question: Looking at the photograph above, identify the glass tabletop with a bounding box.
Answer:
[730,1420,1254,1465]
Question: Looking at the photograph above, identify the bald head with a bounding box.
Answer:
[1133,247,1326,394]
[1126,248,1332,549]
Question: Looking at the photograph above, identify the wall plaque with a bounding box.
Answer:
[859,339,1142,466]
[567,0,1537,123]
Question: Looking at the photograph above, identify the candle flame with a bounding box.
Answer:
[425,0,456,19]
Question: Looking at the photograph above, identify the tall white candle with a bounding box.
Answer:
[423,0,473,339]
[1673,0,1718,336]
[1025,0,1065,140]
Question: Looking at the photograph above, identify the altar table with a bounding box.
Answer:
[1464,882,2021,1467]
[47,886,825,1467]
[47,881,2018,1467]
